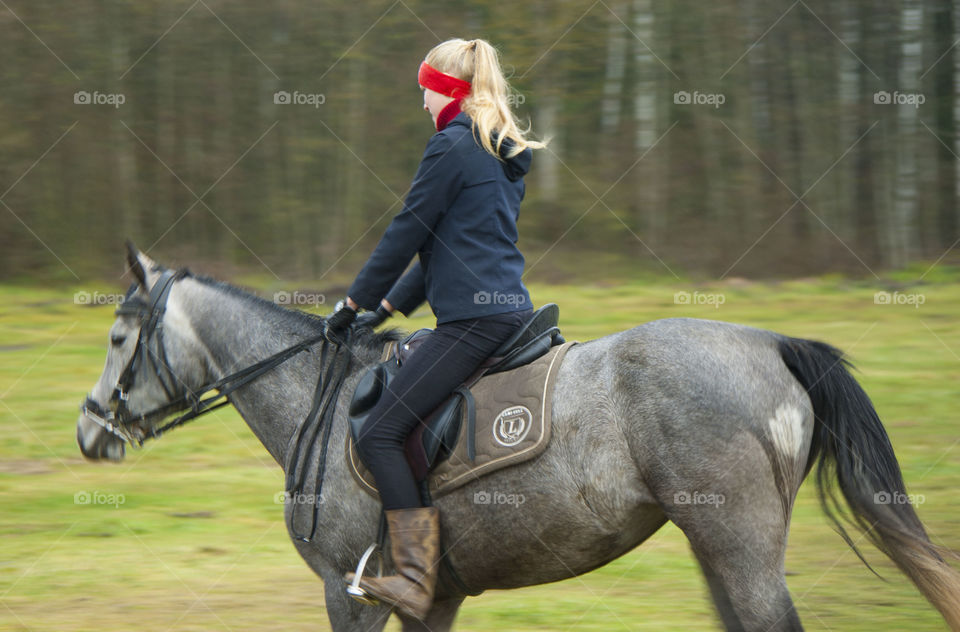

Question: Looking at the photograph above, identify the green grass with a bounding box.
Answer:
[1,276,959,631]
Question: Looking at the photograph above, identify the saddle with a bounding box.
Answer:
[347,304,565,482]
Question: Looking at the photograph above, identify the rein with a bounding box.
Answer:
[283,328,355,542]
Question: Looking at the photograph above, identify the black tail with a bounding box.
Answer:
[779,337,960,629]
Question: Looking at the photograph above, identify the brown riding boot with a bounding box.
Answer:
[345,506,440,620]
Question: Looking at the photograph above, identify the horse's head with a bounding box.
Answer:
[77,243,209,461]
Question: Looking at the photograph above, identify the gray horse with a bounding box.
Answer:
[77,246,960,631]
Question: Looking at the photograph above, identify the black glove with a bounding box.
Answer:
[355,304,392,329]
[324,300,357,341]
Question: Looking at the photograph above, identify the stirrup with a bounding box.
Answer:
[345,543,383,605]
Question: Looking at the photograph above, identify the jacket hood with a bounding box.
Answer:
[499,141,532,182]
[446,113,531,182]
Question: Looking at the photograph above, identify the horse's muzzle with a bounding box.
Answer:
[77,413,126,461]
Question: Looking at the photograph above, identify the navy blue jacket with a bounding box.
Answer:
[348,112,532,324]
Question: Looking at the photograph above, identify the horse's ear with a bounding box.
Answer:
[124,240,161,289]
[126,240,146,288]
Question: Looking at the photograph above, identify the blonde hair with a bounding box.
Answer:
[424,38,544,159]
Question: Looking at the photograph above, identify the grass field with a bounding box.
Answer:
[1,271,959,631]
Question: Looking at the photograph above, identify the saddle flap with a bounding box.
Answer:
[347,363,392,448]
[418,390,468,469]
[349,364,387,417]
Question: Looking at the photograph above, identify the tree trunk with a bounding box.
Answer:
[836,0,861,241]
[343,53,368,273]
[738,0,774,252]
[601,1,628,135]
[890,0,922,266]
[632,0,661,247]
[782,18,809,246]
[110,6,139,246]
[954,0,960,240]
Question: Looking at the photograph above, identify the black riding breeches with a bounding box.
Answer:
[356,309,531,510]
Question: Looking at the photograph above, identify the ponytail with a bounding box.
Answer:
[424,38,545,159]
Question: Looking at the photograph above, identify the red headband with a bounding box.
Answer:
[418,62,471,99]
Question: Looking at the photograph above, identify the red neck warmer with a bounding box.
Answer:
[418,61,471,131]
[435,100,462,131]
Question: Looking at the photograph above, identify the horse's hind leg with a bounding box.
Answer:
[667,476,803,632]
[672,489,803,631]
[689,530,801,632]
[654,430,805,632]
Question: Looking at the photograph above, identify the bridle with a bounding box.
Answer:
[81,267,357,542]
[80,268,330,448]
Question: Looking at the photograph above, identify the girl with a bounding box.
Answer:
[326,37,544,620]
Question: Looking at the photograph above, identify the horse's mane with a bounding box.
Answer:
[188,271,405,351]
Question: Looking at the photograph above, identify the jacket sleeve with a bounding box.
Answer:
[348,133,462,311]
[384,262,426,317]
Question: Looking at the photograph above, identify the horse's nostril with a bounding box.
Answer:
[78,437,100,460]
[78,432,102,460]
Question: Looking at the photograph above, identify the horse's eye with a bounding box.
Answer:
[111,335,126,347]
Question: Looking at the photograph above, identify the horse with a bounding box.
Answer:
[76,245,960,631]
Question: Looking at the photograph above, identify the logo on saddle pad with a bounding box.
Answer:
[493,406,533,447]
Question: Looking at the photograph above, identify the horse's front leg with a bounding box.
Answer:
[398,596,465,631]
[322,570,392,632]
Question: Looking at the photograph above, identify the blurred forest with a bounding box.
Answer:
[1,0,958,282]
